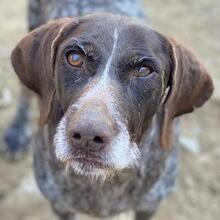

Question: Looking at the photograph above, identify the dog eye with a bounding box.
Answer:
[67,52,83,67]
[135,65,154,77]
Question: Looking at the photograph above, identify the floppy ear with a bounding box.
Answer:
[159,37,214,148]
[11,17,79,125]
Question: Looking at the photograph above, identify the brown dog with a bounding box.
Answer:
[11,13,213,220]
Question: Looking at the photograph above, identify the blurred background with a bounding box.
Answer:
[0,0,219,219]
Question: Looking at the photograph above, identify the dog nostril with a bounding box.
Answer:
[93,136,104,144]
[73,132,81,139]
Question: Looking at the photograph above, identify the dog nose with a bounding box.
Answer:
[71,121,113,152]
[69,109,115,152]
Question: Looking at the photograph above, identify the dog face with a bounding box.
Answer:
[53,15,171,178]
[11,13,213,180]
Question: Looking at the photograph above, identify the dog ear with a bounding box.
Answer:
[11,18,79,125]
[159,37,214,148]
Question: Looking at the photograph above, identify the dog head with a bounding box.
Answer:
[11,13,213,180]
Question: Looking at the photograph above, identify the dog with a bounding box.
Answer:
[10,13,213,219]
[7,1,214,220]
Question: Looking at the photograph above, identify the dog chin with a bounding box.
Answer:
[65,160,116,181]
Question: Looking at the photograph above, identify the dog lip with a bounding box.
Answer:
[74,156,108,168]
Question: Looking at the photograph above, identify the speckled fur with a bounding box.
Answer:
[33,111,178,219]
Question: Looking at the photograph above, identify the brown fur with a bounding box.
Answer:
[159,37,214,148]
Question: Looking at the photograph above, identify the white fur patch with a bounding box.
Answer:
[54,115,72,162]
[102,29,118,81]
[107,120,140,170]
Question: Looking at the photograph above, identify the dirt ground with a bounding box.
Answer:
[0,0,219,220]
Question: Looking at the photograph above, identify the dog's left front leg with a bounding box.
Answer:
[4,84,32,158]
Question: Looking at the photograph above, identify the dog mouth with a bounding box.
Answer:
[73,155,108,168]
[64,151,110,170]
[63,153,117,180]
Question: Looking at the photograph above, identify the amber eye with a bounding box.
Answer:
[67,52,83,67]
[135,65,154,77]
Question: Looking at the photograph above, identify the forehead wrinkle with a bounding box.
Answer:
[69,27,118,57]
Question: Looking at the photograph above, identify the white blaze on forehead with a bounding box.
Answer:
[73,29,120,111]
[80,29,119,99]
[102,29,118,81]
